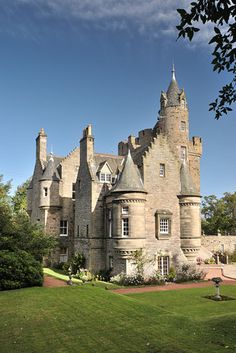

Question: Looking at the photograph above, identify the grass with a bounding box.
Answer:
[0,284,236,353]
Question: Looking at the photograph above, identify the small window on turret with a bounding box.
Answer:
[180,146,187,161]
[72,183,76,200]
[160,164,165,177]
[44,187,48,197]
[122,206,129,215]
[180,121,186,132]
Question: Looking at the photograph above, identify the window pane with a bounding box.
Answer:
[159,218,169,234]
[122,206,129,215]
[122,218,129,236]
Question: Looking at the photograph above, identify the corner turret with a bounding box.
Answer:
[178,160,201,262]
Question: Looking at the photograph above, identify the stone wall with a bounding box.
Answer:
[202,234,236,254]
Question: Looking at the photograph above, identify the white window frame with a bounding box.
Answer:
[157,256,169,276]
[60,220,68,236]
[122,218,129,237]
[159,218,169,234]
[100,173,112,183]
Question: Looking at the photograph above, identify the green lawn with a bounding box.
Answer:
[0,284,236,353]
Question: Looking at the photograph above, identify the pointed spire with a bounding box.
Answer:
[111,150,146,193]
[180,160,199,196]
[166,65,180,106]
[40,153,60,181]
[172,63,176,81]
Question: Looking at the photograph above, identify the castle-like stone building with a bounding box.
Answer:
[27,68,203,276]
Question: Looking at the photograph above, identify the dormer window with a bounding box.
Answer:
[98,161,113,183]
[100,173,111,183]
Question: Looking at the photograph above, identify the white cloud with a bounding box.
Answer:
[1,0,216,45]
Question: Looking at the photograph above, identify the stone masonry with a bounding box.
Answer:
[28,67,204,275]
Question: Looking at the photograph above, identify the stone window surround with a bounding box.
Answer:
[43,187,48,197]
[180,120,186,132]
[122,218,129,237]
[159,163,165,177]
[155,210,172,239]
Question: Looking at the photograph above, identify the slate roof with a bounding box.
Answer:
[94,153,123,175]
[180,160,199,196]
[40,154,60,181]
[166,67,180,107]
[111,150,146,193]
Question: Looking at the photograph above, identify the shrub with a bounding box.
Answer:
[69,252,86,275]
[228,251,236,263]
[97,268,113,282]
[166,266,176,282]
[110,272,144,286]
[0,250,43,290]
[75,269,94,282]
[204,257,216,264]
[175,263,206,283]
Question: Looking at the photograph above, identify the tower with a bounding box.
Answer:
[106,150,147,275]
[178,160,201,261]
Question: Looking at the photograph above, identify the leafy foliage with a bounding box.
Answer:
[69,252,86,275]
[0,176,56,290]
[201,192,236,234]
[12,179,30,214]
[0,250,43,290]
[175,263,206,283]
[177,0,236,119]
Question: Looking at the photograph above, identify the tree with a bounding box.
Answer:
[0,176,56,290]
[201,192,236,234]
[12,179,30,214]
[177,0,236,119]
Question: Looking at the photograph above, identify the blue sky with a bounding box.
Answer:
[0,0,235,197]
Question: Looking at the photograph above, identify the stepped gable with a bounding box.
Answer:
[111,150,146,193]
[180,159,199,196]
[40,153,60,181]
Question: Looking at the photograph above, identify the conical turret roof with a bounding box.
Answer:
[166,65,180,106]
[40,153,60,181]
[180,160,199,196]
[111,150,146,193]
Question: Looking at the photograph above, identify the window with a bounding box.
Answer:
[77,225,80,237]
[86,224,89,237]
[100,173,111,183]
[159,218,169,234]
[72,183,76,200]
[221,244,224,253]
[122,218,129,237]
[43,187,48,197]
[60,220,68,236]
[122,206,129,215]
[160,164,165,177]
[100,173,106,182]
[108,209,112,238]
[180,121,186,132]
[109,256,113,269]
[157,256,169,276]
[155,210,172,239]
[59,247,68,263]
[180,146,187,161]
